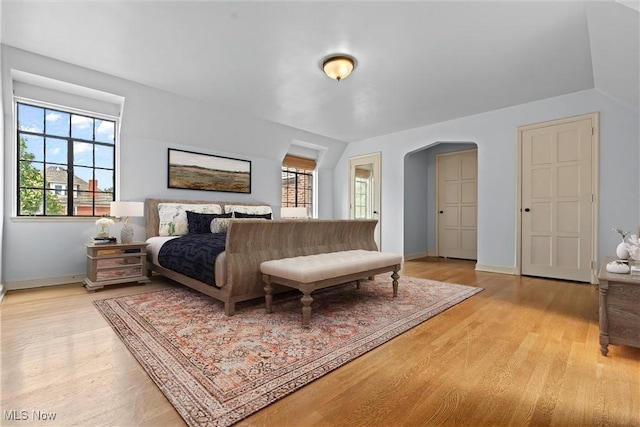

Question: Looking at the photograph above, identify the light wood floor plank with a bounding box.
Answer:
[2,258,639,426]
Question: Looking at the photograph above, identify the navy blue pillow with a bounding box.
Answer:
[233,211,272,220]
[186,211,232,233]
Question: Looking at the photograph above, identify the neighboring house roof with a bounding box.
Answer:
[46,166,89,189]
[45,167,112,205]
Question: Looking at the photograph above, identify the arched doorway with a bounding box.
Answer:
[403,142,477,260]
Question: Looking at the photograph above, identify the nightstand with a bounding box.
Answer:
[83,241,150,291]
[598,256,640,355]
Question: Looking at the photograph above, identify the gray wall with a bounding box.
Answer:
[403,148,430,257]
[335,89,640,270]
[1,46,347,288]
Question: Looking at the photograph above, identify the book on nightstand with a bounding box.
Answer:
[92,237,117,244]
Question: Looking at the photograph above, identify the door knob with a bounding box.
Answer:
[524,208,530,212]
[439,210,444,214]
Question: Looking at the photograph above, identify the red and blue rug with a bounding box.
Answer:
[94,276,482,426]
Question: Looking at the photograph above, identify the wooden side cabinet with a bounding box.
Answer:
[598,257,640,356]
[84,241,150,291]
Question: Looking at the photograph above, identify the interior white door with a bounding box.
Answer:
[521,117,594,282]
[349,153,381,250]
[437,149,477,260]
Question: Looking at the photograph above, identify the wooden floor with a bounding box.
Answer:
[1,257,639,426]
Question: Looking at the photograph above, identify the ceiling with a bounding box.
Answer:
[1,1,638,143]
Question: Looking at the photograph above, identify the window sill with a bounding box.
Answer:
[11,216,121,223]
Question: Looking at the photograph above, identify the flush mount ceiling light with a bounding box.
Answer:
[322,55,356,81]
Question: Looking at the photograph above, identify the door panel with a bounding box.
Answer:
[521,117,593,282]
[437,149,478,260]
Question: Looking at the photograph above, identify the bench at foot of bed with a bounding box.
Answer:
[261,249,402,328]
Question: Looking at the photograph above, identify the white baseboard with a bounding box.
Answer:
[0,283,6,304]
[475,263,518,275]
[404,251,430,261]
[5,274,86,291]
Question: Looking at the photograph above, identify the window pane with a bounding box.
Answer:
[45,109,70,137]
[45,165,68,190]
[74,141,93,167]
[94,168,114,192]
[19,160,44,188]
[20,188,44,215]
[71,114,93,140]
[44,189,65,215]
[95,144,114,169]
[74,166,94,185]
[94,193,112,216]
[73,191,111,216]
[74,191,95,216]
[95,119,115,144]
[281,170,294,206]
[17,104,44,133]
[281,167,313,213]
[45,137,67,164]
[19,134,44,162]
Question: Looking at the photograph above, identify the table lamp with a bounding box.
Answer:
[110,201,144,243]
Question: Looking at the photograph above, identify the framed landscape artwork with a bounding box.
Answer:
[168,148,251,193]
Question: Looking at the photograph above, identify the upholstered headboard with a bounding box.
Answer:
[144,198,271,238]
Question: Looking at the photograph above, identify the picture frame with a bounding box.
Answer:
[168,148,251,193]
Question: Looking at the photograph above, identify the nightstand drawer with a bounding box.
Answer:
[96,266,143,281]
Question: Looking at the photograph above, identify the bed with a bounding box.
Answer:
[145,198,379,316]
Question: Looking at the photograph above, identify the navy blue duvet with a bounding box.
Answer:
[157,233,227,286]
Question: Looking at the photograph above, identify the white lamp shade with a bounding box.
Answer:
[281,207,308,218]
[110,201,144,218]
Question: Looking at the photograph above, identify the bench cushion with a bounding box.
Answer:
[260,249,402,283]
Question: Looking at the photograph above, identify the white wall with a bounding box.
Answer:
[403,148,430,258]
[0,40,5,297]
[3,47,638,286]
[1,46,347,288]
[335,89,640,270]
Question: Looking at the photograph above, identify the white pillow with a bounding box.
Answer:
[211,217,266,233]
[158,203,222,236]
[224,204,272,215]
[210,217,233,233]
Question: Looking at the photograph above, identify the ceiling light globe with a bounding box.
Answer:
[322,55,356,81]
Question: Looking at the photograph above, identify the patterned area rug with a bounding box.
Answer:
[94,276,482,427]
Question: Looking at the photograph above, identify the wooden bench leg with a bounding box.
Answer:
[299,283,315,328]
[392,268,400,297]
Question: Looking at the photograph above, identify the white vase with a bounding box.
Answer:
[616,241,630,260]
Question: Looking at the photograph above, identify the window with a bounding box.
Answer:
[354,177,369,218]
[53,183,64,196]
[353,166,374,219]
[281,154,315,216]
[16,101,116,216]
